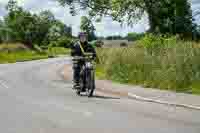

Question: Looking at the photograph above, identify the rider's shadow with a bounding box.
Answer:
[79,94,120,100]
[93,95,120,100]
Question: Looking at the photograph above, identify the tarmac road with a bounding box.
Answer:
[0,57,199,133]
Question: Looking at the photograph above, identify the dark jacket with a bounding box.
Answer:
[71,41,96,58]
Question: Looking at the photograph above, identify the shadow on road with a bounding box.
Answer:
[76,93,120,100]
[91,95,120,100]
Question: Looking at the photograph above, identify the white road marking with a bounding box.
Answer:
[0,80,9,89]
[128,93,200,111]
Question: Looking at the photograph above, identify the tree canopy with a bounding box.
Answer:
[80,16,96,41]
[56,0,194,37]
[0,0,72,48]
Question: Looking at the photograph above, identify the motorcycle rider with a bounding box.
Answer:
[71,32,96,90]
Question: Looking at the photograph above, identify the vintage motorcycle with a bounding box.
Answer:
[72,53,95,97]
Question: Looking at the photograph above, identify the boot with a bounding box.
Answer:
[73,82,80,90]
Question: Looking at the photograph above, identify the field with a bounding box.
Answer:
[102,40,134,47]
[96,36,200,95]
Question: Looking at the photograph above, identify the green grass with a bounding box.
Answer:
[191,82,200,95]
[95,65,106,79]
[46,47,71,57]
[96,35,200,95]
[0,43,70,64]
[0,51,48,63]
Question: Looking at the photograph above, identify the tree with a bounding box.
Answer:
[5,6,32,43]
[2,0,72,47]
[40,10,55,24]
[6,0,19,12]
[106,35,123,40]
[57,0,193,37]
[0,19,3,43]
[57,0,144,25]
[0,18,14,43]
[80,16,96,41]
[38,11,72,45]
[126,32,144,41]
[174,0,193,36]
[64,25,72,37]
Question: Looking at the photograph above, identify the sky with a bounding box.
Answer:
[0,0,200,36]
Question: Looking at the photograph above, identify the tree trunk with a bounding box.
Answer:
[144,0,159,33]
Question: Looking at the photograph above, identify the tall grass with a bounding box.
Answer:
[96,34,200,94]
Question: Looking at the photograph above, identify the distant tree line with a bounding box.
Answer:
[101,33,144,41]
[105,35,124,40]
[0,0,72,48]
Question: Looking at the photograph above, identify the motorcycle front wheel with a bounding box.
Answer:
[86,70,95,97]
[76,71,84,96]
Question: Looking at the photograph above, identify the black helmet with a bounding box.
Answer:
[78,32,87,38]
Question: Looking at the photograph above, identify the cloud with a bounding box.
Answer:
[192,1,200,10]
[0,0,7,17]
[0,5,6,18]
[191,0,200,23]
[94,16,149,37]
[0,0,8,5]
[192,0,200,5]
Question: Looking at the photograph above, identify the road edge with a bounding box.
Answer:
[127,93,200,110]
[60,63,200,111]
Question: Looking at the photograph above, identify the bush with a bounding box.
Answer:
[0,51,48,63]
[120,42,128,47]
[138,34,177,53]
[56,36,72,48]
[46,47,70,57]
[92,40,104,48]
[126,32,144,41]
[33,44,46,54]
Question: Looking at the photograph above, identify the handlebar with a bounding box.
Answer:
[84,53,94,56]
[72,55,94,61]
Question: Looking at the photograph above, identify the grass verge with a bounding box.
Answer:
[95,35,200,95]
[0,43,70,63]
[0,51,48,63]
